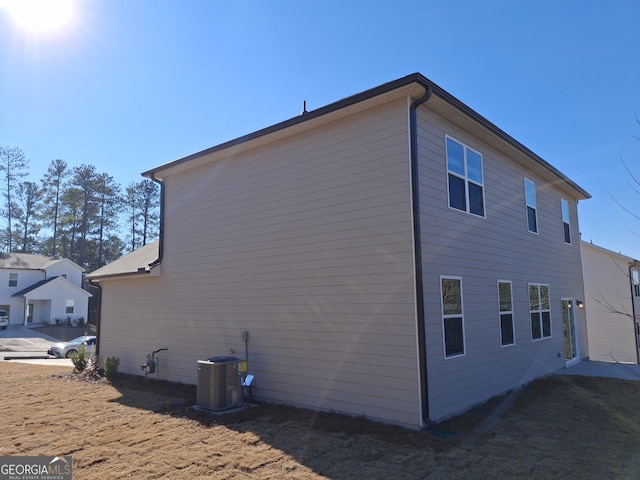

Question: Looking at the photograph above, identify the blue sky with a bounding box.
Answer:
[1,1,639,257]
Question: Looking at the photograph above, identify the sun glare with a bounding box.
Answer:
[1,0,74,33]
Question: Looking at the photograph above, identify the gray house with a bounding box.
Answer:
[88,73,590,429]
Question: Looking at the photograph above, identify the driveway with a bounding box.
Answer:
[0,325,72,366]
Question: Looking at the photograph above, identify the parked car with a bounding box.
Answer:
[0,309,7,329]
[47,335,96,358]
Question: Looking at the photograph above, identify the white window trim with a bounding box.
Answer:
[529,283,552,341]
[440,275,466,359]
[561,198,571,244]
[524,178,538,234]
[445,135,486,219]
[498,280,515,347]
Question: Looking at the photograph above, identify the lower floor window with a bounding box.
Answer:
[498,281,515,346]
[441,276,465,357]
[529,284,551,340]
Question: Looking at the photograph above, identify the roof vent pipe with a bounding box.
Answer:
[301,100,307,115]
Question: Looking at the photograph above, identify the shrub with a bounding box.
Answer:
[104,356,120,378]
[70,345,88,373]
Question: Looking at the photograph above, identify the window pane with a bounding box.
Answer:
[448,175,466,211]
[446,138,465,175]
[444,317,464,356]
[564,222,571,244]
[525,179,536,206]
[527,206,537,233]
[501,313,514,345]
[442,278,461,315]
[542,312,551,337]
[529,285,539,310]
[499,282,512,312]
[561,199,570,222]
[540,286,550,309]
[466,149,482,183]
[531,312,542,339]
[469,182,484,216]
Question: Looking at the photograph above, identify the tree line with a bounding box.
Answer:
[0,145,160,272]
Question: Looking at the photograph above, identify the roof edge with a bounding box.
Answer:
[142,72,590,199]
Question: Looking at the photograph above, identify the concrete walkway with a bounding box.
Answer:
[556,360,640,381]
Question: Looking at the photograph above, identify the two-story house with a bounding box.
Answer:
[87,73,590,429]
[0,253,91,327]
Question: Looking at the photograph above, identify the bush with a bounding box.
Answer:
[70,345,88,373]
[104,356,120,378]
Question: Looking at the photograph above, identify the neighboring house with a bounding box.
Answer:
[87,73,590,429]
[0,253,91,326]
[581,241,640,364]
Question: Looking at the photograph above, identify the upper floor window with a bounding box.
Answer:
[498,280,515,346]
[633,269,640,297]
[524,178,538,233]
[441,276,465,358]
[561,199,571,244]
[529,283,551,340]
[8,273,17,287]
[446,136,485,217]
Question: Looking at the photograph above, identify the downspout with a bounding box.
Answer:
[148,172,165,267]
[629,264,640,364]
[409,85,433,425]
[90,280,102,356]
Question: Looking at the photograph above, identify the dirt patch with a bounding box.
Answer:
[2,362,640,479]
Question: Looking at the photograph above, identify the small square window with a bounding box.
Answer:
[65,300,74,314]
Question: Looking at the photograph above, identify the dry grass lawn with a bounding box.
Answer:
[1,362,640,479]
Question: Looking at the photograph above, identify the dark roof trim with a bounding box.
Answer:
[87,269,151,282]
[142,73,590,199]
